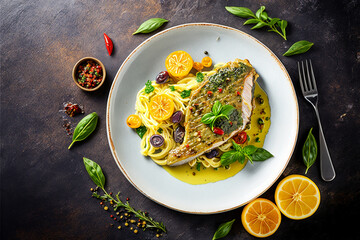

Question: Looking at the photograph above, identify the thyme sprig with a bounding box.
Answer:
[84,157,167,233]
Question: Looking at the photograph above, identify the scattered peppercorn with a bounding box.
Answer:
[126,197,130,201]
[204,51,208,55]
[116,212,120,215]
[134,229,138,234]
[117,226,121,230]
[110,215,114,218]
[156,234,160,238]
[104,206,108,211]
[90,188,94,192]
[130,220,136,223]
[125,222,129,227]
[100,202,103,205]
[114,217,117,221]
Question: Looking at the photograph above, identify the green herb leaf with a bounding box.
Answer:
[244,145,257,156]
[212,101,223,115]
[220,105,235,116]
[196,162,201,171]
[180,89,192,98]
[251,148,274,161]
[68,112,98,149]
[212,219,235,240]
[255,6,266,19]
[279,20,288,37]
[169,85,176,91]
[251,21,268,29]
[244,18,260,25]
[232,140,242,152]
[83,157,105,189]
[135,126,147,139]
[221,150,238,166]
[225,6,255,18]
[133,18,168,35]
[283,40,314,56]
[145,80,154,94]
[201,112,216,124]
[302,128,317,174]
[196,72,204,82]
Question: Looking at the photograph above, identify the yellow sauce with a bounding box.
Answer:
[163,82,271,184]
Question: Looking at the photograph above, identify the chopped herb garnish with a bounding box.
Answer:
[180,89,192,98]
[157,128,163,134]
[169,85,176,91]
[135,126,147,139]
[144,80,154,94]
[196,72,204,82]
[196,162,201,171]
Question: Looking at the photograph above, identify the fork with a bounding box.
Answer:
[298,60,336,181]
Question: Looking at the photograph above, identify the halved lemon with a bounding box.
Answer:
[165,51,193,81]
[241,198,281,238]
[149,94,174,121]
[275,174,320,220]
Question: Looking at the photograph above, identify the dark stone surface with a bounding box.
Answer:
[1,0,359,239]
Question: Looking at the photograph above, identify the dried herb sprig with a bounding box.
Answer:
[83,157,167,233]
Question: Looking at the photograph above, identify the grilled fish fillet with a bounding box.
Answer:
[167,59,258,166]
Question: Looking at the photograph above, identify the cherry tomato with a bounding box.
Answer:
[126,114,142,128]
[232,131,247,144]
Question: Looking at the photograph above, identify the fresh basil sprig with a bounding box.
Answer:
[283,40,314,56]
[68,112,98,149]
[201,101,235,131]
[133,18,169,35]
[225,6,288,40]
[221,140,273,166]
[302,128,318,174]
[212,219,235,240]
[83,157,167,233]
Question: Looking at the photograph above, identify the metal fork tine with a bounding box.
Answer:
[305,60,313,90]
[309,59,318,91]
[298,62,305,94]
[301,61,309,92]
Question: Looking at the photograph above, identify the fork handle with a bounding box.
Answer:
[315,108,336,181]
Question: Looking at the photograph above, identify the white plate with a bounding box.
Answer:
[106,23,299,214]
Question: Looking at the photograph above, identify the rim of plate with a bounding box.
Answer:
[106,23,299,214]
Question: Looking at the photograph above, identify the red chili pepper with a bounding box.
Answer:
[207,90,213,95]
[213,127,224,135]
[103,33,113,56]
[218,88,223,93]
[236,91,240,96]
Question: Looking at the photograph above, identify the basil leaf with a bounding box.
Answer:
[180,89,191,98]
[260,11,269,21]
[302,128,317,174]
[133,18,168,35]
[145,80,154,94]
[169,85,176,91]
[283,40,314,56]
[225,6,255,18]
[232,140,242,152]
[196,72,204,82]
[212,219,235,240]
[201,112,215,124]
[279,20,288,37]
[255,6,266,19]
[221,151,241,166]
[251,21,268,29]
[251,148,274,161]
[244,145,257,155]
[135,125,147,139]
[212,101,222,115]
[68,112,98,149]
[220,105,235,116]
[83,157,105,189]
[268,17,280,26]
[243,18,260,25]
